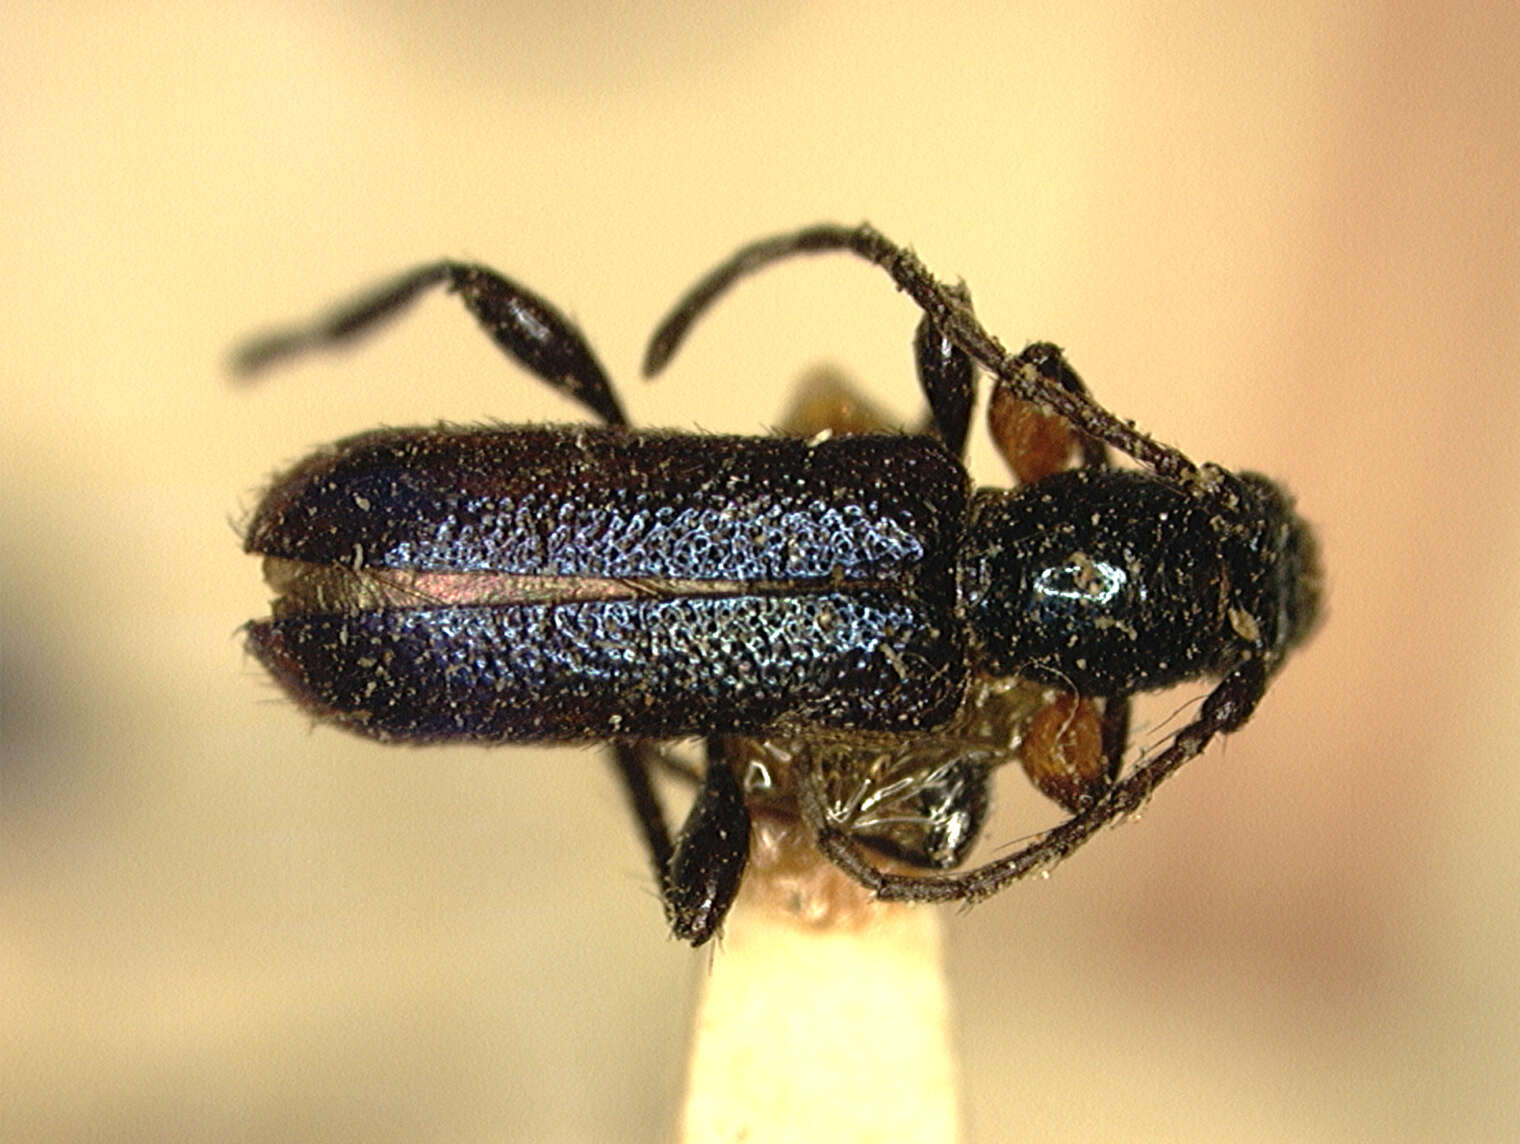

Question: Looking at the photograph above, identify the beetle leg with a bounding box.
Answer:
[1098,691,1132,791]
[774,364,900,438]
[988,344,1110,482]
[800,657,1268,905]
[609,741,678,896]
[989,343,1132,802]
[646,223,1198,482]
[233,261,628,426]
[774,356,981,466]
[609,739,750,945]
[645,226,975,456]
[911,283,976,458]
[664,739,751,945]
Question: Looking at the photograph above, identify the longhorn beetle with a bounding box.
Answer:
[236,223,1321,945]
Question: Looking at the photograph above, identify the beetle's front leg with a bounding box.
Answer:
[802,660,1268,905]
[233,261,628,426]
[995,341,1195,484]
[987,341,1112,482]
[646,223,1203,479]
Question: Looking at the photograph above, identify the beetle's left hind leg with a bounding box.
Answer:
[233,261,628,426]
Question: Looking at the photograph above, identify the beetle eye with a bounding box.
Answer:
[1280,511,1323,654]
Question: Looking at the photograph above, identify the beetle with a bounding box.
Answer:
[235,223,1321,945]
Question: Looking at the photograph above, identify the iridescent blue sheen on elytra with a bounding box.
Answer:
[247,427,968,741]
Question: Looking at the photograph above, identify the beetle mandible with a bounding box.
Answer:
[235,223,1321,945]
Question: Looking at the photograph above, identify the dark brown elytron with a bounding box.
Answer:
[236,223,1321,945]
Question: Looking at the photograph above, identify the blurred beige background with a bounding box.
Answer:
[4,3,1517,1140]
